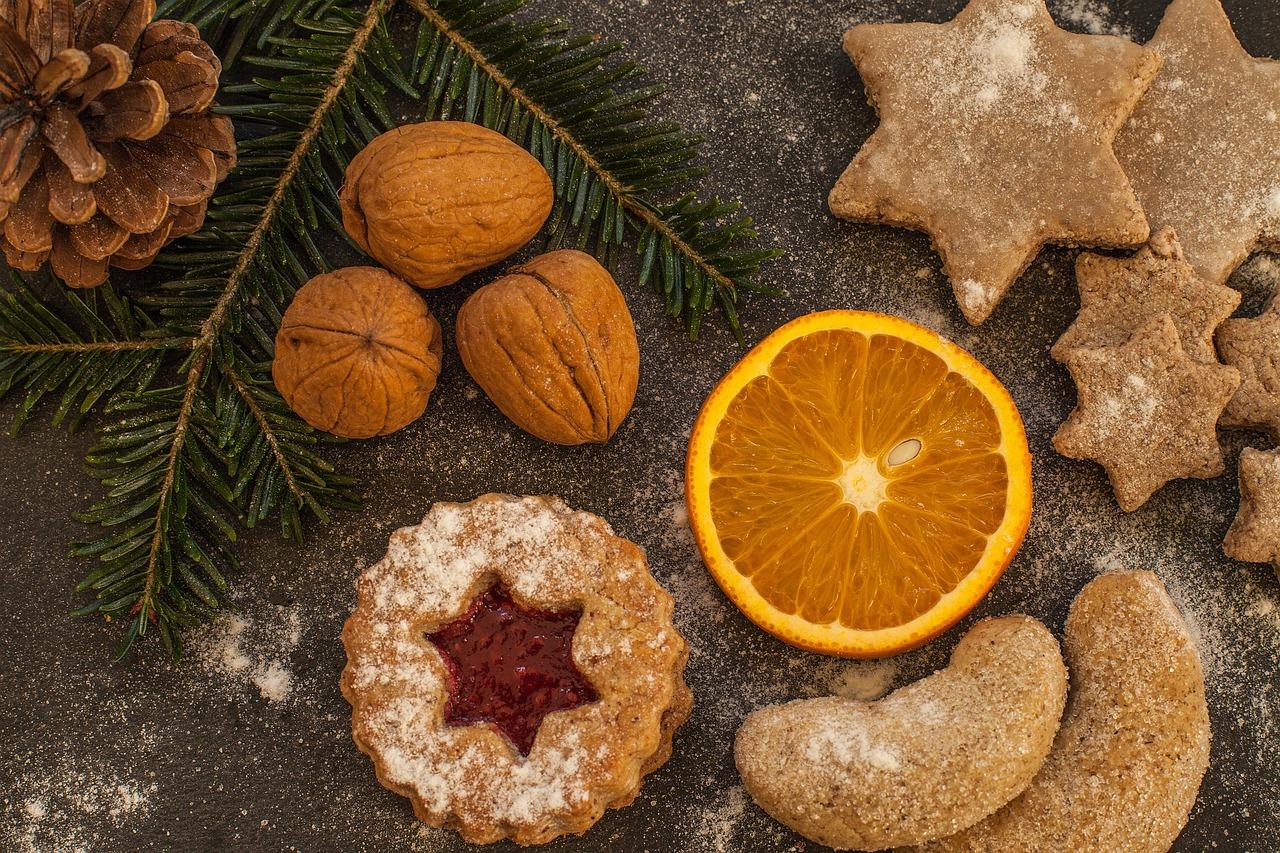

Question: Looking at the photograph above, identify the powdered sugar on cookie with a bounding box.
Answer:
[340,494,692,846]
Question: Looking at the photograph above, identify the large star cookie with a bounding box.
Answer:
[1054,314,1240,511]
[1216,280,1280,438]
[1052,228,1239,363]
[1224,447,1280,577]
[1115,0,1280,286]
[829,0,1159,324]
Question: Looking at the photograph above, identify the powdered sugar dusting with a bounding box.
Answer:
[2,734,159,853]
[344,495,685,839]
[186,604,303,704]
[804,716,901,771]
[1053,0,1133,37]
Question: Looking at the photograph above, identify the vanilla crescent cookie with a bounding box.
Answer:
[909,570,1210,853]
[736,616,1067,850]
[341,494,692,846]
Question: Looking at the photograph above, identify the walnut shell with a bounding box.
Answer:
[273,267,443,439]
[339,121,553,289]
[456,249,640,445]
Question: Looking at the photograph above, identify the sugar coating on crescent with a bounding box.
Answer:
[735,616,1067,851]
[908,570,1210,853]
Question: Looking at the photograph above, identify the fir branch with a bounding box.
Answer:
[405,0,782,338]
[0,278,182,433]
[68,0,390,658]
[4,0,782,660]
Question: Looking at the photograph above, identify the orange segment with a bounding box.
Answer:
[686,311,1032,657]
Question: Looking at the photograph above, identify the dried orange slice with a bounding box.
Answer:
[685,311,1032,657]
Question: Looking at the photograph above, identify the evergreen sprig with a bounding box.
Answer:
[0,0,779,659]
[0,279,181,434]
[406,0,782,338]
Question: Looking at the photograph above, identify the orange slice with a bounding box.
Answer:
[685,311,1032,657]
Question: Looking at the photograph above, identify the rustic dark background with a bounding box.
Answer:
[3,0,1278,850]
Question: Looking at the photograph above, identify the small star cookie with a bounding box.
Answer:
[1224,447,1280,578]
[1115,0,1280,286]
[830,0,1159,325]
[1054,314,1240,511]
[1216,281,1280,438]
[1052,228,1239,363]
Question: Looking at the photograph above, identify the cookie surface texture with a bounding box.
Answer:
[1052,228,1239,364]
[1053,314,1239,511]
[909,570,1210,853]
[1116,0,1280,286]
[735,616,1066,851]
[830,0,1159,324]
[340,494,692,846]
[1223,447,1280,578]
[1216,280,1280,438]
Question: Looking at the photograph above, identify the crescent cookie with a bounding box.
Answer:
[909,570,1210,853]
[735,616,1067,850]
[341,494,692,846]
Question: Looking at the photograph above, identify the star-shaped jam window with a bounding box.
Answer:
[1116,0,1280,287]
[427,586,598,756]
[829,0,1159,324]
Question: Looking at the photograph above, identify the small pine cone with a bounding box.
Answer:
[0,0,235,287]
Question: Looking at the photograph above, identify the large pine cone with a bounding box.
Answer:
[0,0,235,287]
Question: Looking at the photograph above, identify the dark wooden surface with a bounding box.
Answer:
[2,1,1278,850]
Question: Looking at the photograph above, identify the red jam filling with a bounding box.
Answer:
[427,586,598,755]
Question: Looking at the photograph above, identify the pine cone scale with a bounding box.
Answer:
[115,218,168,259]
[135,53,215,114]
[42,102,104,181]
[95,142,168,233]
[5,170,52,250]
[92,78,167,140]
[65,43,130,105]
[74,0,155,57]
[46,156,94,223]
[0,114,35,182]
[50,228,106,286]
[0,19,41,84]
[129,138,214,205]
[31,45,86,96]
[0,0,230,286]
[16,0,75,62]
[68,211,126,258]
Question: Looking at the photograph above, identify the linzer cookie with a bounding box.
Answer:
[1223,448,1280,579]
[1052,228,1239,364]
[1216,280,1280,439]
[1053,315,1239,511]
[829,0,1159,324]
[340,494,692,845]
[1116,0,1280,286]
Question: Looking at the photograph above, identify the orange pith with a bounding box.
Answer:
[686,311,1032,657]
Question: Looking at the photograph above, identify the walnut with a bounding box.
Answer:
[273,267,443,439]
[339,121,553,289]
[456,250,639,445]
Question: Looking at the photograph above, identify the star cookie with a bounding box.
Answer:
[1216,281,1280,438]
[1053,314,1240,511]
[341,494,692,846]
[1224,447,1280,577]
[1052,228,1239,363]
[830,0,1159,324]
[1115,0,1280,286]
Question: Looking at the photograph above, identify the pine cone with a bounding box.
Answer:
[0,0,235,287]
